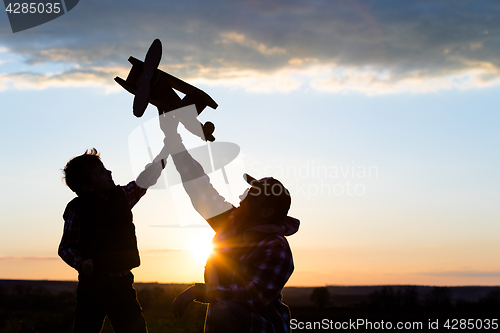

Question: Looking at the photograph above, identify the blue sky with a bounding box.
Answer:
[0,0,499,286]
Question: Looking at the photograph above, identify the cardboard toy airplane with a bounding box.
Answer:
[115,39,217,141]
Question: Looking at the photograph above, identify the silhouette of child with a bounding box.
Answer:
[59,148,163,333]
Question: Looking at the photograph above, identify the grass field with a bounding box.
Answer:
[1,280,499,332]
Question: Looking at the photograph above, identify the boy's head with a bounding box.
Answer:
[63,148,115,195]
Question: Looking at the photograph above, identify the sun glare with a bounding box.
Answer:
[190,233,214,263]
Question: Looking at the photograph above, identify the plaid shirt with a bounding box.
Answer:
[172,149,299,333]
[58,181,147,271]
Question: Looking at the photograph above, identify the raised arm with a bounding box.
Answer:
[157,107,233,230]
[134,159,164,191]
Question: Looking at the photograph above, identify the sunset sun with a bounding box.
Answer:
[190,233,214,263]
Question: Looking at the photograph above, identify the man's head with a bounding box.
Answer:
[63,149,115,196]
[238,173,291,225]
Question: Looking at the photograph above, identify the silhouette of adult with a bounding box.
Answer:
[158,108,299,333]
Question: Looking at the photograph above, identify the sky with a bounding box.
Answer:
[0,0,499,286]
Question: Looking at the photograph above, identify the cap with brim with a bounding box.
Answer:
[243,173,291,218]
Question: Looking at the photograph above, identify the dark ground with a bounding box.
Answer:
[0,280,498,332]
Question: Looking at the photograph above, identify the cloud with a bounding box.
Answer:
[417,270,500,278]
[1,0,500,94]
[143,249,186,253]
[141,248,190,257]
[309,63,500,95]
[0,66,127,92]
[217,32,287,56]
[0,255,58,260]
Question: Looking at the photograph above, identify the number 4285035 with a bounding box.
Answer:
[5,3,61,14]
[444,319,498,330]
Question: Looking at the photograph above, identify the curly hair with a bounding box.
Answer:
[63,148,101,195]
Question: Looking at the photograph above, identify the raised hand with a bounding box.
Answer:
[158,107,180,137]
[171,286,197,318]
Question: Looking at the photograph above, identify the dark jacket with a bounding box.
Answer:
[65,186,140,274]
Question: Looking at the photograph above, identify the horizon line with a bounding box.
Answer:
[1,278,499,288]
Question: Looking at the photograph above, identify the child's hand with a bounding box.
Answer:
[80,259,94,275]
[136,162,163,188]
[158,108,180,136]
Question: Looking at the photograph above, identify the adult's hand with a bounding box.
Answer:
[80,259,93,275]
[158,108,180,137]
[154,109,183,163]
[172,285,197,318]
